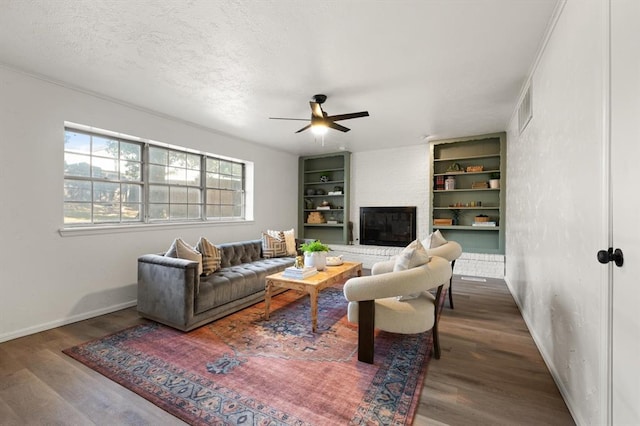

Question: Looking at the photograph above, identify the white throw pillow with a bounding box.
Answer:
[165,238,203,276]
[393,239,430,272]
[423,229,448,249]
[394,239,430,301]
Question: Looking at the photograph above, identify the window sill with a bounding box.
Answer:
[58,220,253,237]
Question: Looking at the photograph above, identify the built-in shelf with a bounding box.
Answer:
[430,132,506,254]
[299,152,351,244]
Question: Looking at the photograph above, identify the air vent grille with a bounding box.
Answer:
[518,85,533,134]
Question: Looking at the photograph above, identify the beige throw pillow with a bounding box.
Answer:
[165,238,203,276]
[195,237,222,275]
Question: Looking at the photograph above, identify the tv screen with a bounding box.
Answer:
[360,206,417,247]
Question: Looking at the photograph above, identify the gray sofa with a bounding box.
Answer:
[137,239,295,331]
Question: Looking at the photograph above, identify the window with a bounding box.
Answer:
[148,146,202,221]
[63,127,246,226]
[205,157,244,220]
[64,130,143,224]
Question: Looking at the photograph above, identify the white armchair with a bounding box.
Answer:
[372,240,462,308]
[343,256,452,364]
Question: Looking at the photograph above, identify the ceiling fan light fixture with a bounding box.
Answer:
[311,123,328,136]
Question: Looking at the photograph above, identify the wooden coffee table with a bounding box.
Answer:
[264,261,362,332]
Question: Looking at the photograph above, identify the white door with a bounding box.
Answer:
[610,2,640,424]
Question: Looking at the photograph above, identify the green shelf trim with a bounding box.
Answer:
[434,153,500,162]
[433,169,500,177]
[433,188,500,192]
[304,180,345,185]
[433,206,499,210]
[304,167,344,174]
[433,225,501,231]
[303,223,345,227]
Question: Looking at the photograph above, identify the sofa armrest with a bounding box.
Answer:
[344,256,451,302]
[137,254,200,330]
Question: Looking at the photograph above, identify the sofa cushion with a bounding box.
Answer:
[165,238,203,276]
[195,254,295,314]
[261,232,287,258]
[196,237,222,275]
[219,240,263,268]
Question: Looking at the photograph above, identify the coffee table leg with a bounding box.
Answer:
[310,288,318,332]
[265,280,273,320]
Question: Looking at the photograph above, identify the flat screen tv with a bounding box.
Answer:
[360,206,417,247]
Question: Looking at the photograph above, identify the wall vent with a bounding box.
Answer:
[518,84,533,134]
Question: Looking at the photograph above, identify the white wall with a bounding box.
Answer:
[350,145,430,243]
[0,66,298,342]
[505,2,607,424]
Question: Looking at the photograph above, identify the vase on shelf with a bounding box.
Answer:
[445,176,456,190]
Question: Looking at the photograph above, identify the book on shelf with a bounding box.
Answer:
[472,222,497,227]
[283,266,318,279]
[316,206,331,210]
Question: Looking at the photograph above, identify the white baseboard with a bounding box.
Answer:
[0,299,137,344]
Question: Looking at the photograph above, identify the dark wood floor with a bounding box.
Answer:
[0,277,574,425]
[416,277,574,425]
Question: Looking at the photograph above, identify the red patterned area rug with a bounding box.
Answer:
[64,285,439,425]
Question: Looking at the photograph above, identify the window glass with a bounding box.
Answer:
[64,128,245,226]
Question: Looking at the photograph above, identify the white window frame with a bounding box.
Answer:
[61,123,251,234]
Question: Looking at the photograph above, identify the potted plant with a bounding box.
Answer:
[489,172,500,189]
[300,240,330,271]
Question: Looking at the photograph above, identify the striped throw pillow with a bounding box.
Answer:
[196,237,222,275]
[262,232,287,258]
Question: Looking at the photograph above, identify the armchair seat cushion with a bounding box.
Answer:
[347,292,436,334]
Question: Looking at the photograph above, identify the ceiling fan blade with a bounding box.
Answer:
[295,124,312,133]
[326,111,369,122]
[328,122,351,132]
[310,102,324,118]
[269,117,309,121]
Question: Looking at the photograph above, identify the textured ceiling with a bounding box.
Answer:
[0,0,559,155]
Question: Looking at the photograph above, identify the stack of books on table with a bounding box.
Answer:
[472,221,497,227]
[283,266,318,279]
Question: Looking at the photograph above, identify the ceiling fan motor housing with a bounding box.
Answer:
[312,94,327,104]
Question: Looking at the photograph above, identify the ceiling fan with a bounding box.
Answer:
[270,94,369,135]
